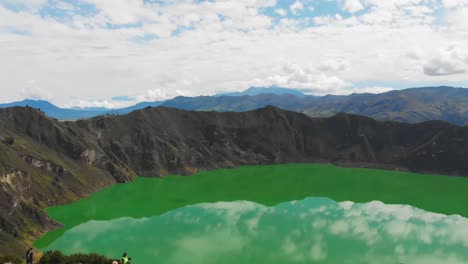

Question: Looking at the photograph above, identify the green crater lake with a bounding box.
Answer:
[36,164,468,264]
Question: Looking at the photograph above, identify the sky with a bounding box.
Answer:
[1,0,468,108]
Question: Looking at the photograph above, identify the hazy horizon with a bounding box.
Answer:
[4,85,467,110]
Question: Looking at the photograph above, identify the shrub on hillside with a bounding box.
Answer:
[0,255,21,263]
[39,250,115,264]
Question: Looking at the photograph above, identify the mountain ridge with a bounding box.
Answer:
[2,86,468,125]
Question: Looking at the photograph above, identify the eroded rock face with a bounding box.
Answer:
[1,169,27,185]
[22,155,62,172]
[1,106,468,256]
[81,149,100,165]
[0,166,59,252]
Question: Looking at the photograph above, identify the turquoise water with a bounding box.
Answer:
[36,164,468,250]
[43,197,468,264]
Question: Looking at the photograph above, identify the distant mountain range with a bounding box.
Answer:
[0,99,165,120]
[2,86,468,125]
[215,86,308,97]
[0,99,105,120]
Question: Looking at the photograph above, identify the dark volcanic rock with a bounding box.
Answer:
[1,105,468,256]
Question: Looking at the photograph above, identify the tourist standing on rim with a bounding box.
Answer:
[121,252,131,264]
[25,247,34,264]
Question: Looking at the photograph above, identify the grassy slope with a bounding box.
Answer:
[36,163,468,248]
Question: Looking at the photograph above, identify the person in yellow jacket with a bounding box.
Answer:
[121,253,130,264]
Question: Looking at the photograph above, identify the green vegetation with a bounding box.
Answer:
[36,163,468,249]
[0,251,113,264]
[38,250,113,264]
[0,255,21,263]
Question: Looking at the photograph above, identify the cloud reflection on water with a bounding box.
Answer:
[45,197,468,264]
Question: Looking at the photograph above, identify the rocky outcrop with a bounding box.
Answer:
[1,105,468,256]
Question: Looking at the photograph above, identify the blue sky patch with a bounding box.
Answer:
[3,26,32,36]
[112,96,137,101]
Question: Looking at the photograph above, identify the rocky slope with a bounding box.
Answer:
[1,105,468,256]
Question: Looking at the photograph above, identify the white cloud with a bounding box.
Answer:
[55,1,77,11]
[1,0,47,9]
[0,0,467,105]
[274,8,287,16]
[19,81,51,101]
[349,86,395,94]
[80,0,159,25]
[423,44,468,76]
[318,59,350,72]
[290,1,304,15]
[343,0,364,13]
[445,7,468,29]
[329,220,350,234]
[309,241,327,261]
[443,0,468,8]
[235,62,351,95]
[339,201,354,210]
[385,220,414,239]
[67,99,117,109]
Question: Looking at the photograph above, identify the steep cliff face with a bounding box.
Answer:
[94,106,468,176]
[0,107,124,256]
[1,106,468,256]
